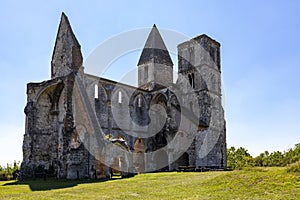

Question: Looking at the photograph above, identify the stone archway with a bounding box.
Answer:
[149,93,168,146]
[134,138,145,173]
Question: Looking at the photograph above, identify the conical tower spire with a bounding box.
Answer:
[138,25,173,91]
[138,24,173,66]
[51,12,83,79]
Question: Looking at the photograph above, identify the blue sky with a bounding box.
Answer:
[0,1,299,165]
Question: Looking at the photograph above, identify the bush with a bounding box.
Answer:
[227,147,254,170]
[0,171,13,181]
[286,161,300,173]
[227,143,300,169]
[0,161,21,180]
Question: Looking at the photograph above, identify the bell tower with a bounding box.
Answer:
[177,34,226,169]
[137,25,173,91]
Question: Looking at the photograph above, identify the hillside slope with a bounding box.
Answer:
[0,168,299,199]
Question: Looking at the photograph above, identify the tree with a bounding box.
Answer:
[227,147,254,170]
[254,153,265,167]
[283,143,300,165]
[268,151,284,166]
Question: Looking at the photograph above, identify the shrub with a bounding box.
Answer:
[0,161,20,180]
[286,161,300,173]
[0,171,13,181]
[227,147,254,170]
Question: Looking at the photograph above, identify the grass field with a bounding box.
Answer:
[0,167,299,199]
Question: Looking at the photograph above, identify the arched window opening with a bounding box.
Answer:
[94,84,98,99]
[134,138,145,172]
[144,65,148,80]
[118,91,122,104]
[188,73,195,89]
[138,95,142,108]
[192,73,195,88]
[188,74,192,87]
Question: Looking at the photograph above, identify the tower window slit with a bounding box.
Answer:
[118,91,122,104]
[138,95,142,108]
[188,74,192,87]
[94,84,98,99]
[188,74,195,88]
[192,73,195,88]
[144,65,148,81]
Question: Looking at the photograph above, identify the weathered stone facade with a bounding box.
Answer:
[21,13,226,179]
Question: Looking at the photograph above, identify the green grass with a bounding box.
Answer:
[0,167,299,199]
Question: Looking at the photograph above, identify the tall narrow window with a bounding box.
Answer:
[192,73,195,89]
[188,74,192,86]
[138,69,141,85]
[118,91,122,104]
[138,95,142,108]
[144,65,148,81]
[188,73,195,89]
[94,84,98,99]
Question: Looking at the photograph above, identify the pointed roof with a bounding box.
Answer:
[52,12,80,51]
[51,12,82,78]
[138,24,173,66]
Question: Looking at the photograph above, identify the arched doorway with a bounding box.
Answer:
[134,138,145,172]
[150,93,168,148]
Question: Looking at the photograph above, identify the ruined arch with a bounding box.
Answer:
[35,90,52,131]
[33,81,65,118]
[134,138,145,172]
[111,87,130,130]
[150,93,168,135]
[28,82,65,170]
[34,82,64,130]
[151,93,168,106]
[33,80,63,103]
[130,93,149,126]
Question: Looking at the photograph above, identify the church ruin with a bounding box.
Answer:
[21,13,226,179]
